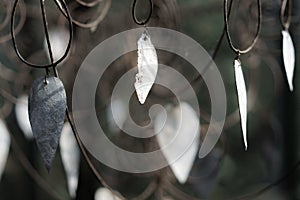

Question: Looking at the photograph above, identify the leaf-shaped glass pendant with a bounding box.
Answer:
[0,119,10,181]
[134,29,158,104]
[234,59,248,150]
[107,98,127,132]
[15,95,33,140]
[282,30,295,91]
[29,76,66,171]
[60,123,80,198]
[154,102,200,184]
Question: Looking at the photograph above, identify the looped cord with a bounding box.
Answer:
[132,0,153,25]
[224,0,262,55]
[75,0,102,8]
[55,0,111,29]
[280,0,292,30]
[11,0,73,69]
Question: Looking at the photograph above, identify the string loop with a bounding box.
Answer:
[281,0,292,30]
[132,0,153,25]
[224,0,261,54]
[11,0,73,69]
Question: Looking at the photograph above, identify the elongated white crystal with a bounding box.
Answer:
[0,119,10,181]
[282,30,295,91]
[60,123,80,198]
[15,95,33,140]
[134,30,158,104]
[234,59,248,150]
[154,102,199,184]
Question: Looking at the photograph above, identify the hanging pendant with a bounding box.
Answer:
[234,59,248,150]
[29,76,67,171]
[60,122,80,198]
[282,30,295,91]
[0,119,10,182]
[15,95,34,140]
[134,29,158,104]
[154,102,200,184]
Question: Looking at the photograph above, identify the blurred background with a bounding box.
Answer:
[0,0,300,199]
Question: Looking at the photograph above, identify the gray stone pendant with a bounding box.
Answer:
[29,76,67,171]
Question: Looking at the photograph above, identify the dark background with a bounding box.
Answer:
[0,0,300,199]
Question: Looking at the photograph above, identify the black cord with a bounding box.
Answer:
[11,0,73,69]
[280,0,292,30]
[132,0,153,25]
[224,0,262,54]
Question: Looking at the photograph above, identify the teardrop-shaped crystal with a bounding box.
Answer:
[234,59,248,150]
[154,102,200,184]
[134,30,158,104]
[15,95,33,140]
[60,123,80,198]
[0,119,10,181]
[282,30,295,91]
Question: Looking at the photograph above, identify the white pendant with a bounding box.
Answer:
[44,28,69,63]
[234,59,248,150]
[107,98,127,132]
[134,30,158,104]
[0,119,10,181]
[154,102,199,184]
[282,30,295,91]
[60,123,80,198]
[94,188,121,200]
[15,95,33,140]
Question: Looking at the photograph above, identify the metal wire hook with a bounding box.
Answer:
[11,0,73,69]
[281,0,292,30]
[132,0,153,25]
[224,0,262,55]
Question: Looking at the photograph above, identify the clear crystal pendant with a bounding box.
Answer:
[134,29,158,104]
